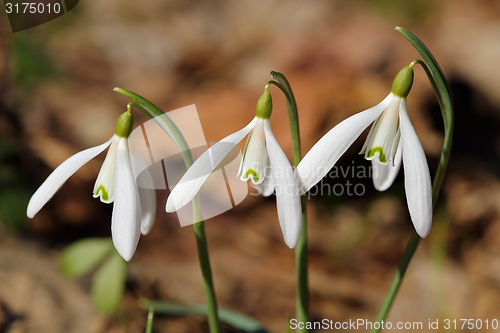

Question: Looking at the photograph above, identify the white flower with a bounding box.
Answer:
[166,92,302,248]
[295,66,432,237]
[26,111,156,261]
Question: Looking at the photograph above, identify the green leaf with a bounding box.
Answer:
[91,250,127,314]
[145,300,270,333]
[268,71,302,167]
[114,87,193,168]
[395,26,454,207]
[395,27,452,128]
[59,238,114,278]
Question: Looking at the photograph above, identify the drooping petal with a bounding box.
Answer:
[93,135,121,203]
[295,94,393,195]
[111,138,142,261]
[128,147,156,235]
[166,117,257,212]
[399,99,433,238]
[264,119,302,248]
[27,137,113,218]
[138,174,156,235]
[372,140,402,191]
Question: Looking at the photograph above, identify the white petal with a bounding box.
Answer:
[26,137,113,218]
[128,147,156,235]
[264,119,302,248]
[166,117,257,212]
[295,94,392,195]
[112,138,142,261]
[139,176,156,235]
[93,135,121,203]
[399,99,433,238]
[372,140,402,191]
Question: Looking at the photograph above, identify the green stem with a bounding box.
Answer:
[371,231,420,332]
[114,88,221,333]
[267,72,309,331]
[145,306,154,333]
[370,28,454,333]
[193,213,220,333]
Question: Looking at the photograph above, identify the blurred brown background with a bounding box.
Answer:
[1,0,500,332]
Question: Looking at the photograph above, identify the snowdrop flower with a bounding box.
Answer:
[296,65,432,237]
[27,110,156,261]
[166,92,302,248]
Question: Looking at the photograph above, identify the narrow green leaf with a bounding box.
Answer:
[91,250,127,314]
[145,300,270,333]
[267,71,302,167]
[395,26,453,128]
[113,87,165,118]
[113,87,193,168]
[58,238,114,278]
[395,26,454,207]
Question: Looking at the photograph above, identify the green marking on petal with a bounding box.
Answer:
[244,169,259,183]
[367,147,387,163]
[96,185,109,201]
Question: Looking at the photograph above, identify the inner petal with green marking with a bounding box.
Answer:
[237,118,269,185]
[93,136,120,203]
[360,94,401,165]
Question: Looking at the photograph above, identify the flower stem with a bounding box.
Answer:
[114,88,221,333]
[267,72,309,331]
[370,28,454,333]
[371,231,420,333]
[145,306,154,333]
[193,217,220,333]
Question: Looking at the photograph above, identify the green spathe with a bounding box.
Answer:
[114,111,133,138]
[255,92,273,119]
[391,66,414,98]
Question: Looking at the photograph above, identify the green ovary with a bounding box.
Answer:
[367,147,387,163]
[244,169,260,183]
[96,185,109,201]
